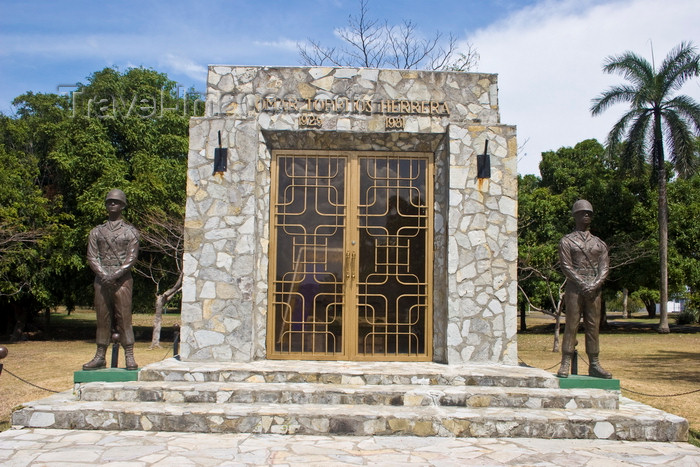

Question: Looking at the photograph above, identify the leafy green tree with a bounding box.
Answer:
[0,95,75,338]
[668,172,700,298]
[517,172,569,349]
[591,42,700,332]
[1,67,202,340]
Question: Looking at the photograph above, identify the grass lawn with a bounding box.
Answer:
[1,309,698,444]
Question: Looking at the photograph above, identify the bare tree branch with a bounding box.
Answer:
[0,223,44,254]
[517,283,558,318]
[386,20,439,69]
[298,40,343,67]
[338,0,386,67]
[132,209,184,348]
[607,237,656,269]
[297,0,478,71]
[442,42,480,71]
[0,223,45,296]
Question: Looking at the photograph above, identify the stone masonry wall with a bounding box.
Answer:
[182,66,517,364]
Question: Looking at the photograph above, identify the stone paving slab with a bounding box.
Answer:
[1,428,699,466]
[138,359,560,388]
[12,391,687,441]
[77,380,619,409]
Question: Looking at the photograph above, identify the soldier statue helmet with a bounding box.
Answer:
[105,188,127,206]
[572,199,593,215]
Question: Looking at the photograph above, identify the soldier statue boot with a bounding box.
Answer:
[588,353,612,379]
[82,345,107,370]
[556,352,572,378]
[124,344,138,370]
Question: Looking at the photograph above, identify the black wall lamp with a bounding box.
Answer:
[477,140,491,179]
[213,130,228,174]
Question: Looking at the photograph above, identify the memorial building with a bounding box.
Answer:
[180,66,518,364]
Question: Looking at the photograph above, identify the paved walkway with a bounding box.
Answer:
[1,428,699,466]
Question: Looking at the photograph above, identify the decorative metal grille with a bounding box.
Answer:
[269,151,432,360]
[357,156,429,356]
[271,155,346,354]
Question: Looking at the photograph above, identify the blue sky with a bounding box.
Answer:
[1,0,699,175]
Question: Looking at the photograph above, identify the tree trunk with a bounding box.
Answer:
[11,304,27,342]
[151,296,165,349]
[654,114,670,333]
[553,310,561,352]
[644,299,657,318]
[622,288,630,318]
[519,300,527,332]
[150,272,183,349]
[599,299,608,330]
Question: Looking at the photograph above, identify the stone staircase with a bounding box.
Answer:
[12,359,688,441]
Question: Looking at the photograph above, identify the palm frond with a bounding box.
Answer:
[664,95,700,133]
[605,108,643,156]
[658,42,700,95]
[663,110,699,178]
[602,51,654,88]
[623,111,653,169]
[591,84,638,116]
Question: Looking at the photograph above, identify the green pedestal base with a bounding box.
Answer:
[74,368,139,383]
[557,374,620,390]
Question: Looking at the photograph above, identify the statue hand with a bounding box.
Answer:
[100,273,116,287]
[582,284,598,298]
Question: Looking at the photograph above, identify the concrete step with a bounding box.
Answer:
[77,380,619,409]
[12,391,687,441]
[138,359,560,389]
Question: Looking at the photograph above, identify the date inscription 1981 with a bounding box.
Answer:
[385,116,405,130]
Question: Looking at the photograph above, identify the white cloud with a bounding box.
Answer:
[159,54,208,83]
[464,0,700,175]
[252,39,298,52]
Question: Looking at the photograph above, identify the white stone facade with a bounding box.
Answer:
[182,66,517,364]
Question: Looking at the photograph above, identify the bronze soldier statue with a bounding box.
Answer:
[82,189,140,370]
[557,200,612,379]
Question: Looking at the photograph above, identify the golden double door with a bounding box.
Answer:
[267,150,433,361]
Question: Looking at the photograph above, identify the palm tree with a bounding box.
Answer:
[591,42,700,333]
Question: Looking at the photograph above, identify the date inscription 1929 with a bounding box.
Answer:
[299,114,322,128]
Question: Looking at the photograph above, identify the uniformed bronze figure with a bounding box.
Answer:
[82,189,140,370]
[557,200,612,379]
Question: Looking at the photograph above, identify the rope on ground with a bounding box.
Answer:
[519,356,559,371]
[520,356,700,398]
[2,367,61,393]
[621,387,700,398]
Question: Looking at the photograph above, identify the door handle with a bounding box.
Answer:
[351,252,356,279]
[345,251,356,281]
